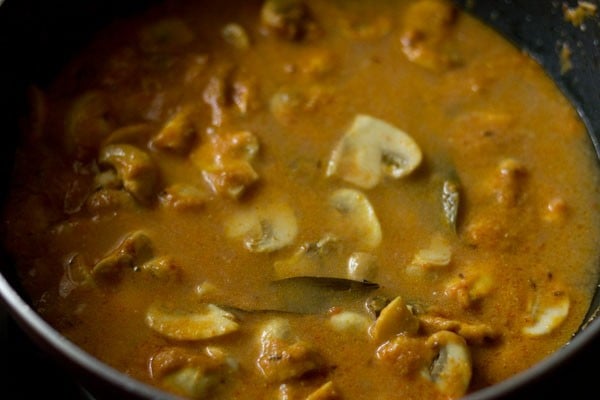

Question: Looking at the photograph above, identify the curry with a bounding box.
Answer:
[3,0,600,399]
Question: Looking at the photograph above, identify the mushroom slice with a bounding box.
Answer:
[273,234,341,279]
[146,304,240,341]
[423,331,472,398]
[256,318,325,382]
[160,183,209,210]
[224,201,297,252]
[326,114,422,189]
[407,233,452,276]
[329,311,370,334]
[92,231,154,283]
[329,188,382,251]
[369,296,420,343]
[442,179,460,232]
[98,144,158,204]
[347,251,378,281]
[365,295,392,319]
[140,256,181,281]
[523,290,570,337]
[162,367,219,399]
[59,253,92,298]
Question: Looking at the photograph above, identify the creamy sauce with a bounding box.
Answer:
[3,1,600,399]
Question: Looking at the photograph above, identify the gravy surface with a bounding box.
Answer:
[3,0,600,399]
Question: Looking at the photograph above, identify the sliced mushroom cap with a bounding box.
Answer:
[423,330,472,398]
[260,317,294,342]
[162,367,218,399]
[256,318,325,382]
[98,144,158,203]
[92,231,154,283]
[273,234,341,279]
[407,233,452,277]
[326,114,422,189]
[442,179,460,232]
[329,311,370,334]
[160,183,209,210]
[139,255,181,281]
[365,295,391,319]
[145,304,240,341]
[224,201,298,252]
[59,253,92,298]
[329,188,382,251]
[523,291,570,337]
[347,251,378,281]
[369,296,420,343]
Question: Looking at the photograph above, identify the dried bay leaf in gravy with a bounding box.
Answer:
[3,0,600,399]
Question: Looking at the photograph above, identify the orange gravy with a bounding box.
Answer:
[3,1,600,399]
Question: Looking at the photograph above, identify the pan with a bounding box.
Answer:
[0,0,598,398]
